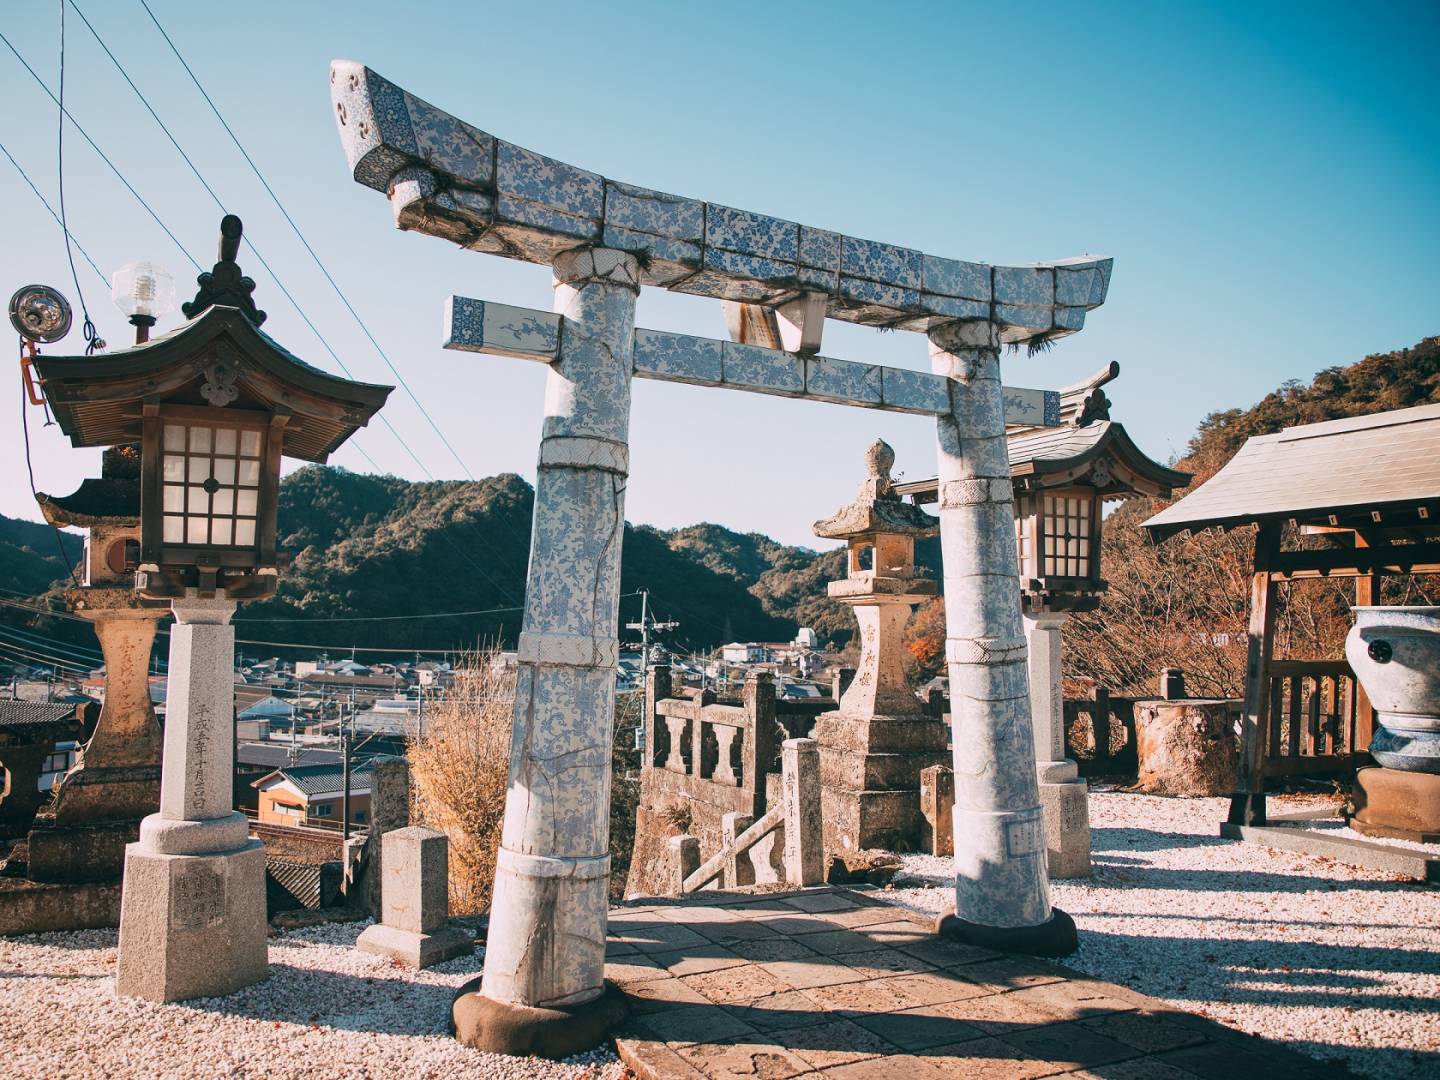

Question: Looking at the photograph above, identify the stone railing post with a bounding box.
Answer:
[781,738,822,886]
[722,811,756,887]
[468,249,638,1037]
[667,834,700,895]
[929,319,1075,955]
[646,664,671,769]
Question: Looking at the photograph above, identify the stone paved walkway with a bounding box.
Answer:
[607,888,1349,1079]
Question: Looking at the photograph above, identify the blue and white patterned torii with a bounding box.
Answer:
[331,60,1108,1053]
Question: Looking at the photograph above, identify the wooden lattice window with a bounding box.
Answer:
[159,419,264,548]
[1042,494,1092,578]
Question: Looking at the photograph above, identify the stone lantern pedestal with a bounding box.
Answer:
[1023,611,1092,878]
[811,441,949,855]
[116,594,267,1002]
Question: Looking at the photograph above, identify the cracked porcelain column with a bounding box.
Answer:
[458,248,635,1054]
[930,320,1076,956]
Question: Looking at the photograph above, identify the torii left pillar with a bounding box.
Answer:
[451,248,633,1058]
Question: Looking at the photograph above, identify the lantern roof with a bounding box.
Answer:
[814,439,939,541]
[31,303,392,463]
[37,446,141,527]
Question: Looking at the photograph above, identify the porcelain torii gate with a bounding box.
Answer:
[332,60,1111,1052]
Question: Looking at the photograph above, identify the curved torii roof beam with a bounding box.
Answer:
[330,61,1112,345]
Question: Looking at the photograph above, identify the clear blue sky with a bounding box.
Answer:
[3,0,1437,547]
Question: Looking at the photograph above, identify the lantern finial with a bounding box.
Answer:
[182,216,267,327]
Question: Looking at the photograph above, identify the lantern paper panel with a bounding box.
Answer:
[159,419,263,550]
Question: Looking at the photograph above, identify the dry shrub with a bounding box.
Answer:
[408,649,512,915]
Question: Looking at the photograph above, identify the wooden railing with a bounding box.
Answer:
[1262,659,1365,776]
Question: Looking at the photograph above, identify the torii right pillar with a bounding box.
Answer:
[930,319,1077,956]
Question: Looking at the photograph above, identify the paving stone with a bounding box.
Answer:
[754,914,843,935]
[726,937,822,963]
[760,957,869,990]
[653,904,741,925]
[818,1053,942,1079]
[652,943,747,977]
[823,904,915,930]
[626,922,713,952]
[802,976,929,1016]
[955,957,1068,992]
[837,948,935,979]
[723,898,799,918]
[780,892,859,914]
[629,1004,759,1047]
[1001,980,1139,1022]
[771,1017,893,1069]
[854,920,932,947]
[606,940,642,957]
[682,965,793,1004]
[999,1021,1142,1071]
[874,970,995,1006]
[918,1036,1064,1079]
[850,1002,987,1051]
[624,975,713,1014]
[1068,1059,1202,1080]
[896,936,1002,968]
[676,1038,815,1079]
[692,917,784,945]
[1078,1011,1210,1053]
[721,989,829,1033]
[918,988,1066,1035]
[614,1037,710,1079]
[1156,1039,1335,1080]
[607,954,667,984]
[790,929,881,956]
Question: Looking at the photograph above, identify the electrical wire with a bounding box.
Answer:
[18,379,81,587]
[0,137,107,288]
[55,0,100,355]
[137,0,479,486]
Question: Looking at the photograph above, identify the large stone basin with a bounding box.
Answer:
[1345,606,1440,773]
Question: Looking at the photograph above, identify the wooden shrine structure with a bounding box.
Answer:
[1143,403,1440,828]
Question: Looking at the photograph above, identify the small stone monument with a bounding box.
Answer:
[357,826,472,968]
[811,440,949,853]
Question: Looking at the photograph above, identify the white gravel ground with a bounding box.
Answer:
[884,790,1440,1080]
[0,920,626,1080]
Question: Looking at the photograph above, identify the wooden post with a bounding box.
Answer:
[1229,522,1281,827]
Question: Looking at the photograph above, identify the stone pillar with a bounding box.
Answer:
[929,320,1075,956]
[781,738,823,886]
[25,591,165,883]
[458,249,634,1056]
[357,826,472,967]
[1023,611,1091,878]
[116,593,268,1001]
[362,755,411,918]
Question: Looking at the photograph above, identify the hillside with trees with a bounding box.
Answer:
[4,335,1435,679]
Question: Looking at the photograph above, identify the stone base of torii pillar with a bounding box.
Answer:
[116,594,267,1002]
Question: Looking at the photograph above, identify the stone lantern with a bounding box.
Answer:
[29,216,391,1001]
[810,439,948,854]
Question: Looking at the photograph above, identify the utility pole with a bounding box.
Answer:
[341,717,351,841]
[624,588,679,669]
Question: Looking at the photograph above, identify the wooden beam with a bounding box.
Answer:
[1269,542,1440,578]
[1230,521,1281,827]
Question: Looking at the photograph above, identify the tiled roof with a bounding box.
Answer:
[1144,403,1440,540]
[0,699,80,728]
[256,761,374,797]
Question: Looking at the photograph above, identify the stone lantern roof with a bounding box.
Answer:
[813,439,939,541]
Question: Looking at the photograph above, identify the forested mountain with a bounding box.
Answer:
[5,334,1435,677]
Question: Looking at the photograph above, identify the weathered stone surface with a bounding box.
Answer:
[379,826,449,934]
[781,740,822,886]
[1134,699,1238,796]
[356,920,473,967]
[477,250,638,1019]
[117,594,268,1002]
[1038,781,1092,879]
[0,878,120,936]
[919,765,954,857]
[1351,766,1440,842]
[115,839,269,1001]
[931,324,1054,935]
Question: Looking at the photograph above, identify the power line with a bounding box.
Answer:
[0,137,107,288]
[137,0,480,486]
[0,28,200,272]
[56,0,101,355]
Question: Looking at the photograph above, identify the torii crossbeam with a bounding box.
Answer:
[332,60,1106,1056]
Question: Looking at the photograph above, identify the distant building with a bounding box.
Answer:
[252,762,373,829]
[0,699,91,838]
[794,627,819,649]
[720,642,769,665]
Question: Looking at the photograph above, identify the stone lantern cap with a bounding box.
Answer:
[813,440,939,542]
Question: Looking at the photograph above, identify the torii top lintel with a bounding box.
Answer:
[330,61,1112,345]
